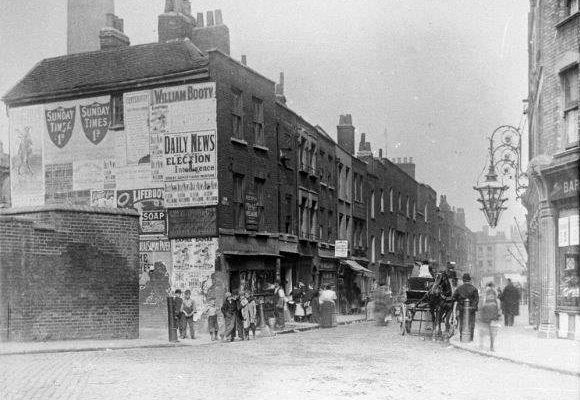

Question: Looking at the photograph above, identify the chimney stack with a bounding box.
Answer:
[379,149,383,159]
[337,114,355,155]
[188,8,230,54]
[99,12,130,50]
[275,72,287,104]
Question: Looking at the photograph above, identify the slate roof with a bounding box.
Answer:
[3,40,209,105]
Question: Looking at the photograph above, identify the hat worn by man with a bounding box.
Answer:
[462,273,472,282]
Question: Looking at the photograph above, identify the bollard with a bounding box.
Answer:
[167,296,179,342]
[460,298,472,343]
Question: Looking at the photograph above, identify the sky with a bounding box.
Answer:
[0,0,529,234]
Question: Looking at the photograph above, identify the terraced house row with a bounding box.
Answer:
[1,1,474,324]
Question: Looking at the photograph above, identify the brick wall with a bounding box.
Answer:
[0,206,140,342]
[210,51,278,233]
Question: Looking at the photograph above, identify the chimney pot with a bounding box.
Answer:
[182,0,191,16]
[206,10,214,26]
[410,156,413,163]
[196,12,204,27]
[397,158,401,163]
[403,157,407,163]
[379,149,383,158]
[215,9,223,25]
[241,55,247,65]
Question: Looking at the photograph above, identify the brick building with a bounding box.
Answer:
[3,1,476,327]
[524,0,579,339]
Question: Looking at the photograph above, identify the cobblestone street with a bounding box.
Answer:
[1,323,578,400]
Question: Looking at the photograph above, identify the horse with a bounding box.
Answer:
[426,271,455,341]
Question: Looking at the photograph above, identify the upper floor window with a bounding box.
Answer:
[424,204,428,222]
[345,167,351,201]
[252,97,264,146]
[233,173,245,229]
[380,190,385,212]
[254,177,265,228]
[110,93,124,128]
[567,0,579,16]
[389,189,394,212]
[381,229,385,254]
[398,193,402,212]
[231,89,243,140]
[371,236,376,263]
[413,201,416,220]
[370,191,375,219]
[562,65,579,146]
[406,197,410,217]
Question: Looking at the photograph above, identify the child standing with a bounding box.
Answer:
[247,295,257,339]
[204,299,219,341]
[180,290,197,339]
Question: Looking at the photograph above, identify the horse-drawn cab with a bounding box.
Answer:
[406,263,435,306]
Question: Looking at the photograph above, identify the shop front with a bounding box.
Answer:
[338,260,374,314]
[546,162,580,340]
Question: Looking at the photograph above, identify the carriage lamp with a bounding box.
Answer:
[473,125,527,228]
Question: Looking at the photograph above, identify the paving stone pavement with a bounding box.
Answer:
[1,323,578,400]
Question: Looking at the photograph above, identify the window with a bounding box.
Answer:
[252,97,264,146]
[398,193,402,212]
[254,178,265,228]
[419,234,423,254]
[370,191,375,219]
[388,229,395,253]
[110,93,124,127]
[354,173,359,200]
[567,0,579,16]
[406,197,410,217]
[284,195,293,234]
[328,210,333,240]
[562,66,579,146]
[345,167,351,201]
[380,190,384,212]
[311,200,318,239]
[233,174,245,229]
[337,164,343,198]
[389,189,394,212]
[424,236,428,253]
[371,236,376,263]
[413,201,416,220]
[231,89,243,140]
[424,204,428,222]
[381,229,385,254]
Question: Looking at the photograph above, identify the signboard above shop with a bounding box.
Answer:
[335,240,348,258]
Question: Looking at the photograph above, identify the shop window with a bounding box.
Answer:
[233,173,245,229]
[231,88,243,140]
[561,65,579,147]
[252,97,264,146]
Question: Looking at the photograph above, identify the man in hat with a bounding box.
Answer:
[452,273,479,342]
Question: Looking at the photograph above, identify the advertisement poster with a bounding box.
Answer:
[167,207,217,238]
[123,91,151,166]
[117,187,166,235]
[9,105,45,207]
[90,189,116,208]
[244,191,259,231]
[45,162,73,205]
[171,238,218,308]
[150,82,217,207]
[139,238,173,306]
[570,214,579,246]
[42,95,116,196]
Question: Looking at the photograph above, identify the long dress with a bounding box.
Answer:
[221,299,238,339]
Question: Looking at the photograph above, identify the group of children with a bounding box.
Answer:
[172,290,257,342]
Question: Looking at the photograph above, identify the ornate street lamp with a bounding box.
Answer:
[474,125,527,228]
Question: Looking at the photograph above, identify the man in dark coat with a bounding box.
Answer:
[172,289,184,339]
[500,279,520,327]
[452,273,479,342]
[221,292,238,342]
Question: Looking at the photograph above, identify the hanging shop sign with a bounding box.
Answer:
[335,240,349,258]
[244,191,259,231]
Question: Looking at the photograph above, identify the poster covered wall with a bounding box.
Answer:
[171,238,218,308]
[150,83,218,207]
[9,105,45,207]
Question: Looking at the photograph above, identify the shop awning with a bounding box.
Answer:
[341,260,375,277]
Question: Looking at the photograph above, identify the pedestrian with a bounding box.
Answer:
[180,289,197,339]
[221,292,238,342]
[273,281,286,330]
[452,273,479,342]
[500,279,520,326]
[310,286,321,324]
[304,284,315,322]
[203,298,219,341]
[247,295,257,339]
[235,292,245,339]
[172,289,184,339]
[478,283,501,352]
[319,284,337,327]
[293,282,306,322]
